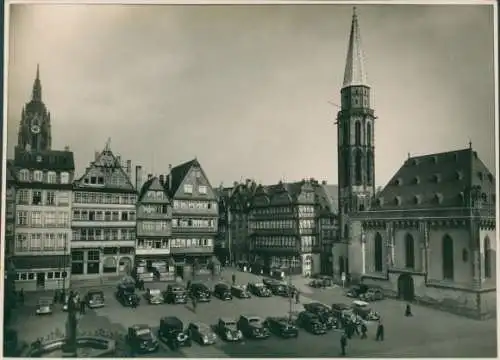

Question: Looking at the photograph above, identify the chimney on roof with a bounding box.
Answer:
[126,160,132,180]
[135,165,143,190]
[168,164,173,191]
[233,181,238,187]
[147,173,153,180]
[64,145,70,151]
[159,174,165,185]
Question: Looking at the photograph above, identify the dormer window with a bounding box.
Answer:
[411,159,419,166]
[19,169,30,182]
[431,174,441,183]
[394,196,402,206]
[434,193,444,205]
[413,176,420,185]
[478,172,484,181]
[184,184,193,194]
[413,195,421,205]
[455,171,463,180]
[394,178,403,186]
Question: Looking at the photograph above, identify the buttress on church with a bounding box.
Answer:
[335,9,496,319]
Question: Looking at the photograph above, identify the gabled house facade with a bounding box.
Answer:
[165,158,218,279]
[71,142,137,282]
[315,183,340,275]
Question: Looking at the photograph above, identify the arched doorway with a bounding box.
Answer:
[397,274,415,301]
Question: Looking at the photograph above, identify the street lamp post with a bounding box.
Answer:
[62,291,78,357]
[288,262,293,322]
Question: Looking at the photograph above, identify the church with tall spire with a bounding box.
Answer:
[17,65,52,152]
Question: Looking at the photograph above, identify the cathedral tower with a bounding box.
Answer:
[17,64,52,152]
[337,8,376,241]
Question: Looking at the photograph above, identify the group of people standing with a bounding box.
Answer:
[340,317,385,356]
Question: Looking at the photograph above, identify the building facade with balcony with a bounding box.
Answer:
[165,159,218,279]
[71,142,137,280]
[249,179,319,276]
[135,172,175,281]
[9,67,74,291]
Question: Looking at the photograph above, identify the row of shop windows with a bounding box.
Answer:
[73,192,137,205]
[73,209,136,221]
[16,271,67,281]
[17,190,70,206]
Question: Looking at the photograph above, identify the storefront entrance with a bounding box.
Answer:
[398,274,415,301]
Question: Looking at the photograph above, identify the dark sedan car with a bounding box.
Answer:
[158,316,192,349]
[126,324,159,354]
[217,317,243,342]
[213,283,232,301]
[190,283,212,302]
[247,282,272,297]
[237,315,270,339]
[264,316,299,338]
[346,284,368,298]
[296,311,327,335]
[303,302,338,329]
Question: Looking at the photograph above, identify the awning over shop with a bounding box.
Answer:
[13,255,70,270]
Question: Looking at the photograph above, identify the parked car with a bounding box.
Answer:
[187,322,218,345]
[85,289,105,308]
[346,284,368,298]
[296,311,327,335]
[303,302,338,330]
[126,324,159,354]
[36,297,53,315]
[164,284,188,304]
[158,316,192,349]
[145,288,164,305]
[308,279,325,288]
[116,288,140,307]
[213,283,232,301]
[360,287,384,302]
[247,282,272,297]
[331,303,354,321]
[264,316,299,338]
[310,275,334,287]
[352,300,381,321]
[216,317,243,342]
[237,315,270,339]
[264,279,289,296]
[231,285,251,299]
[190,283,212,302]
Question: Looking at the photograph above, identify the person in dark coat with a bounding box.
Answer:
[295,290,300,304]
[232,273,236,285]
[187,280,192,290]
[191,296,197,313]
[60,290,65,304]
[80,299,86,315]
[376,321,384,341]
[340,333,347,356]
[360,322,367,339]
[405,303,413,317]
[345,322,352,339]
[54,290,59,304]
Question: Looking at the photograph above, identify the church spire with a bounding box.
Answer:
[32,64,42,101]
[342,7,368,89]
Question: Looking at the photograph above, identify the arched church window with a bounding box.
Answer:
[442,235,454,280]
[366,122,372,146]
[484,236,492,278]
[355,121,361,145]
[374,232,383,272]
[405,233,415,269]
[367,151,373,184]
[355,151,362,184]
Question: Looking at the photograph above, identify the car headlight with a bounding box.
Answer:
[226,332,232,339]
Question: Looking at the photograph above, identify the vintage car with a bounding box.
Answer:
[296,311,327,335]
[164,284,188,304]
[345,284,369,298]
[237,315,270,339]
[360,287,384,302]
[331,303,354,320]
[303,302,338,330]
[213,283,233,301]
[264,316,299,338]
[231,285,251,299]
[309,275,334,288]
[187,322,218,345]
[126,324,159,354]
[247,282,272,297]
[116,287,140,307]
[85,289,105,308]
[145,288,164,305]
[216,317,243,342]
[158,316,192,349]
[190,283,212,302]
[265,279,292,296]
[352,300,381,321]
[36,297,53,315]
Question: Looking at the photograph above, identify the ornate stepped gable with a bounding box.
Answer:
[373,148,495,210]
[74,143,135,191]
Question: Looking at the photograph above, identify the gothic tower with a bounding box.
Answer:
[337,8,376,241]
[17,64,52,152]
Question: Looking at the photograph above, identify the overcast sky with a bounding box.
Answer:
[6,3,496,188]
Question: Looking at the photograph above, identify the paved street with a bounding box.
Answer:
[10,269,497,357]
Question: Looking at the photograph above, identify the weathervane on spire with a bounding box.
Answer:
[468,139,472,149]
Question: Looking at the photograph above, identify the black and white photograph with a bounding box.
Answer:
[2,0,498,358]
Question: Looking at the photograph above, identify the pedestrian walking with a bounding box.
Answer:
[375,321,384,341]
[187,280,191,290]
[191,296,197,313]
[232,273,236,285]
[360,322,367,339]
[54,290,59,304]
[353,322,360,337]
[80,300,86,315]
[340,333,347,356]
[60,290,65,304]
[345,323,352,339]
[405,303,413,317]
[295,290,300,304]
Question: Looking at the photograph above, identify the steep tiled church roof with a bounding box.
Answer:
[375,148,495,210]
